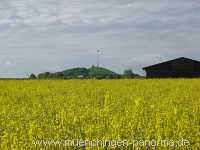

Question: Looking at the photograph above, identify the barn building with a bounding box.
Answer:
[143,57,200,78]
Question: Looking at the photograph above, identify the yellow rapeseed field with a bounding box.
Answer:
[0,79,199,149]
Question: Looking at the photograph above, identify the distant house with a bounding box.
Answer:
[143,57,200,78]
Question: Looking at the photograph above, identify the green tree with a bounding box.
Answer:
[29,73,37,79]
[123,69,142,79]
[123,69,134,78]
[89,66,121,79]
[37,72,51,79]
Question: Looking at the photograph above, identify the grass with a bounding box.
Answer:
[0,79,199,149]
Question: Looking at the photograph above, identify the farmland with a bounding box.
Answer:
[0,79,199,149]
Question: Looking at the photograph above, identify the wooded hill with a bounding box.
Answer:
[30,66,141,79]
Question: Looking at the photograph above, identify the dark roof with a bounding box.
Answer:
[143,57,200,70]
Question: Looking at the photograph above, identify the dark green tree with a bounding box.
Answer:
[123,69,134,78]
[29,73,37,79]
[123,69,142,79]
[37,72,51,79]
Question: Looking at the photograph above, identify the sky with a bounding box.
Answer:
[0,0,200,77]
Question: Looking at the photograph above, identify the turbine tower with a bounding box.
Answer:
[97,50,101,67]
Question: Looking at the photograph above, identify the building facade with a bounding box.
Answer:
[143,57,200,78]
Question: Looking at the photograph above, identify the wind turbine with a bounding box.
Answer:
[97,50,101,67]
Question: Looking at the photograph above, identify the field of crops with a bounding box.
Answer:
[0,79,199,149]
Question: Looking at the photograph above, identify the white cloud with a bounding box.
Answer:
[4,61,12,66]
[0,0,197,27]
